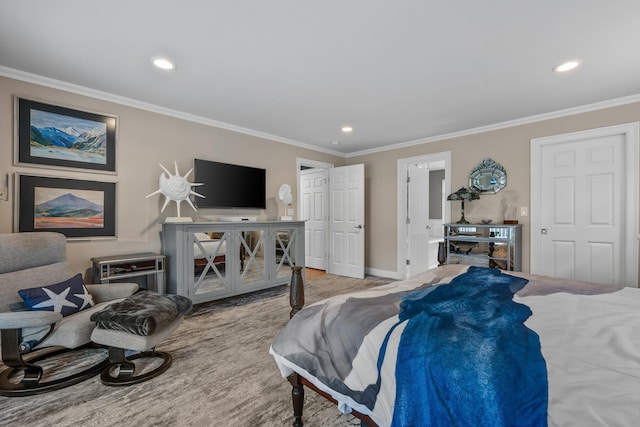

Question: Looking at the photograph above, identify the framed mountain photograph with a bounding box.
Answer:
[16,174,116,239]
[14,97,117,173]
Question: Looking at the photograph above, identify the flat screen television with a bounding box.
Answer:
[193,158,266,209]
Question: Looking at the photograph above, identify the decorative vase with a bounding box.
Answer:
[437,241,447,266]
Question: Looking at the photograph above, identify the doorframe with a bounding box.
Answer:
[296,158,334,270]
[397,151,451,279]
[530,122,639,286]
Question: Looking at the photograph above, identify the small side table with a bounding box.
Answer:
[91,253,166,294]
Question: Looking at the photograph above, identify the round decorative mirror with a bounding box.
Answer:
[468,158,507,194]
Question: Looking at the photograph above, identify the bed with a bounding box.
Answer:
[270,264,640,426]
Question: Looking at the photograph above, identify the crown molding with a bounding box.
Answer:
[4,65,639,160]
[0,66,345,158]
[347,93,640,158]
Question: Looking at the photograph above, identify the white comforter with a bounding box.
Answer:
[521,288,640,427]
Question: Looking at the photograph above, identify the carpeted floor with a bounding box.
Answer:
[0,273,393,427]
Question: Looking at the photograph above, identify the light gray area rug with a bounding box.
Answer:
[0,274,393,427]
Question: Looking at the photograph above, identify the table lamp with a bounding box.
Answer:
[447,187,480,224]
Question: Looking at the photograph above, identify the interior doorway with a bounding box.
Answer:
[297,158,333,272]
[397,152,451,279]
[300,167,328,269]
[296,158,366,278]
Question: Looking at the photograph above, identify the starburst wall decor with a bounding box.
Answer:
[146,161,205,221]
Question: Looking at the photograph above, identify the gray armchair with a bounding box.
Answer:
[0,232,138,396]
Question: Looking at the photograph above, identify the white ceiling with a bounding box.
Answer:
[2,1,640,156]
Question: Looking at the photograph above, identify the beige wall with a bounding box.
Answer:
[0,76,344,274]
[2,75,639,278]
[349,102,640,274]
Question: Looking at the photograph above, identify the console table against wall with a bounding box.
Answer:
[91,252,166,293]
[162,221,305,304]
[444,223,522,271]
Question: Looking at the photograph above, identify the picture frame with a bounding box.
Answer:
[14,97,117,173]
[16,174,116,239]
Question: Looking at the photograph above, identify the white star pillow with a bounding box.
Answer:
[74,285,95,310]
[18,274,95,317]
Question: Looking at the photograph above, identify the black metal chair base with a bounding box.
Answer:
[0,347,109,397]
[100,349,173,386]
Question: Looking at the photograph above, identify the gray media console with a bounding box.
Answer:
[162,221,305,304]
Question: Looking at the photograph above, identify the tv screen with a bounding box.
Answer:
[193,159,266,209]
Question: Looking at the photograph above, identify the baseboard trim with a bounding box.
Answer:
[365,267,401,280]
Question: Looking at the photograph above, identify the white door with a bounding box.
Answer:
[531,123,639,287]
[397,152,451,279]
[300,169,327,270]
[329,164,365,278]
[407,164,431,277]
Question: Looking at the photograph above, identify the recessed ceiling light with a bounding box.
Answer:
[341,126,353,133]
[152,57,176,70]
[332,141,340,145]
[553,60,582,73]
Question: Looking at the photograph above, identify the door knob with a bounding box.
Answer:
[354,224,363,229]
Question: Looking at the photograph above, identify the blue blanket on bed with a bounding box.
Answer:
[387,266,548,427]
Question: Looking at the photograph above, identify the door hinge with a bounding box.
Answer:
[406,259,410,265]
[406,217,410,225]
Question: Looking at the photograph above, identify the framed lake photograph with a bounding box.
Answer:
[15,97,117,173]
[16,174,116,239]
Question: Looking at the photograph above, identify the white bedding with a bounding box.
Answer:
[270,265,640,426]
[520,288,640,427]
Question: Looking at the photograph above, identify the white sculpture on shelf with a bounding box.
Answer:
[146,161,205,222]
[501,189,518,224]
[278,183,293,220]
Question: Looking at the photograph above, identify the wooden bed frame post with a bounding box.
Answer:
[288,266,306,426]
[289,266,304,318]
[288,372,305,427]
[284,266,379,427]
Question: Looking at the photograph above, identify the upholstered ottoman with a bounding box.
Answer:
[90,291,192,386]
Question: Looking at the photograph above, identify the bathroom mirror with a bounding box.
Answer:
[468,158,506,194]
